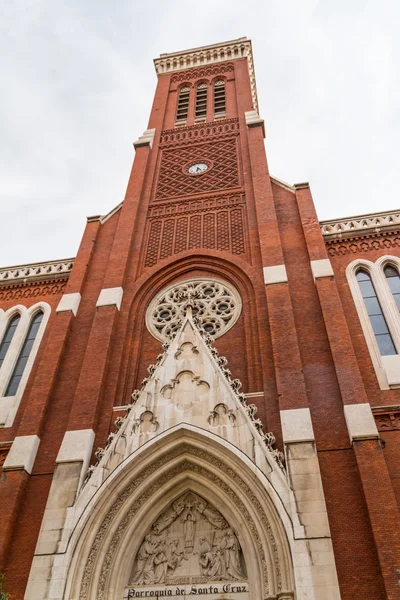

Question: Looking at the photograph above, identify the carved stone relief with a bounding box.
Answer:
[130,492,247,586]
[208,403,236,427]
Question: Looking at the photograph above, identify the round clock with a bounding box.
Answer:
[187,162,209,175]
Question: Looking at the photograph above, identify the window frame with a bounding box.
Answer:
[175,84,191,124]
[347,256,400,389]
[213,79,226,118]
[0,302,51,427]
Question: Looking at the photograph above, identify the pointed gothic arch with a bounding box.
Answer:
[63,425,295,600]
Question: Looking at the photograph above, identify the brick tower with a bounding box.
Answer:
[1,38,400,600]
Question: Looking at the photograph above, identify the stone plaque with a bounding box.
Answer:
[128,492,248,597]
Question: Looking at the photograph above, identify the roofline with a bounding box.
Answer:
[153,37,259,113]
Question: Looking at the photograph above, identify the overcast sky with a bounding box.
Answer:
[1,0,399,267]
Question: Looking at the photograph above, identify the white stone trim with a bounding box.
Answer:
[146,277,242,342]
[3,434,40,474]
[0,259,73,284]
[56,292,81,316]
[0,302,51,428]
[321,208,400,239]
[245,110,265,137]
[133,128,156,149]
[263,264,288,285]
[281,408,315,443]
[310,258,334,280]
[346,257,400,390]
[344,403,379,440]
[56,429,95,465]
[96,287,123,311]
[154,37,259,112]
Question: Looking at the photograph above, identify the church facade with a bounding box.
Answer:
[0,38,399,600]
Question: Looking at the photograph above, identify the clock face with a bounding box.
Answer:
[187,162,209,175]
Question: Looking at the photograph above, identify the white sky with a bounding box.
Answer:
[1,0,399,266]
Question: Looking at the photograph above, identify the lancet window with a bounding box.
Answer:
[347,257,400,389]
[0,303,50,426]
[0,314,20,370]
[5,311,43,396]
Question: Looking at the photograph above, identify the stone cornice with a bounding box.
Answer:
[320,209,400,240]
[0,259,74,285]
[154,37,259,113]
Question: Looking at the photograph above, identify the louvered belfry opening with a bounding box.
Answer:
[195,83,208,120]
[176,86,190,122]
[214,80,226,116]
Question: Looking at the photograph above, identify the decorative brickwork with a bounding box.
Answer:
[0,280,67,301]
[170,63,234,83]
[144,196,246,267]
[326,234,400,256]
[155,138,239,200]
[374,409,400,431]
[160,119,239,148]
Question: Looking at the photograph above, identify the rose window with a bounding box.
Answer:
[146,278,242,342]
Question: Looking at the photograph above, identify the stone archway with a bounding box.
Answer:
[64,429,295,600]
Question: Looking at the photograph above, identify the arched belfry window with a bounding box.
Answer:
[195,83,207,120]
[384,265,400,311]
[176,86,190,122]
[0,314,20,370]
[356,270,396,356]
[5,311,44,396]
[214,80,226,117]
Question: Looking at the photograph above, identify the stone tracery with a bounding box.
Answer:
[146,278,242,341]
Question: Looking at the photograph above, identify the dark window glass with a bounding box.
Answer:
[356,270,396,356]
[0,314,20,369]
[5,312,43,397]
[195,83,207,119]
[176,87,190,122]
[214,80,226,116]
[384,265,400,311]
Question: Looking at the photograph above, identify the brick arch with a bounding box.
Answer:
[112,252,277,432]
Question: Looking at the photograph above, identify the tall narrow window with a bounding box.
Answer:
[356,270,396,356]
[5,311,43,397]
[176,87,190,122]
[195,83,207,120]
[214,80,226,117]
[0,314,20,370]
[384,265,400,311]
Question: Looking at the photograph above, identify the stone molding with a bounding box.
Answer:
[3,434,40,474]
[133,128,156,149]
[263,265,288,285]
[280,408,315,443]
[154,38,259,113]
[57,429,95,465]
[244,110,265,137]
[344,403,379,441]
[0,259,73,285]
[310,258,334,280]
[96,287,123,310]
[320,209,400,240]
[56,292,81,316]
